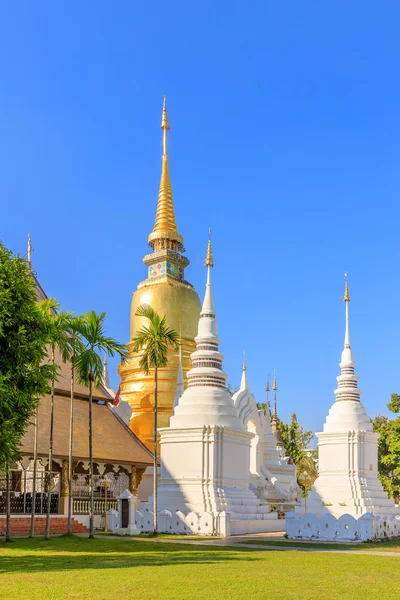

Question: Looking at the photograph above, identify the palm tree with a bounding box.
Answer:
[131,304,178,533]
[66,319,84,536]
[74,311,127,539]
[39,300,73,539]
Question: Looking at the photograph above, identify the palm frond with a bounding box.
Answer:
[132,304,179,375]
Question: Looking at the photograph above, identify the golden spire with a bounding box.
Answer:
[266,375,270,393]
[205,228,214,267]
[343,273,350,302]
[148,96,183,250]
[272,370,277,391]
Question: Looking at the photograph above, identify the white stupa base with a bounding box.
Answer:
[151,424,284,535]
[311,401,399,518]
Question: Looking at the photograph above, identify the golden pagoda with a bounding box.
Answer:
[118,97,201,451]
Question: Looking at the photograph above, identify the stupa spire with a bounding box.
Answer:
[266,374,270,412]
[148,96,183,251]
[334,275,361,403]
[240,351,248,390]
[344,274,351,348]
[272,370,278,418]
[201,230,215,316]
[103,354,110,389]
[271,370,283,447]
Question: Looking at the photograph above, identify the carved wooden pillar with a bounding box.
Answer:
[60,459,69,514]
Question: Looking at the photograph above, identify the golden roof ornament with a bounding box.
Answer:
[266,376,270,393]
[205,229,214,267]
[272,370,277,391]
[148,96,183,250]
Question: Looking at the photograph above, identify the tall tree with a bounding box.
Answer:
[39,300,73,539]
[131,304,178,533]
[372,394,400,503]
[74,311,127,539]
[0,241,55,541]
[278,413,315,492]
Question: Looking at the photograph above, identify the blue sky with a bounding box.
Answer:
[1,2,400,438]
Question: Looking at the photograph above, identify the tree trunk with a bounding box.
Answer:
[5,462,11,542]
[30,408,39,537]
[89,373,94,539]
[45,346,55,539]
[67,355,75,536]
[153,365,158,534]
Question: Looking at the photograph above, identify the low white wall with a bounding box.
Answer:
[106,508,285,536]
[286,511,400,541]
[135,509,230,536]
[230,518,285,535]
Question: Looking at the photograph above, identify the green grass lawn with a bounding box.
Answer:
[0,536,399,600]
[240,539,400,552]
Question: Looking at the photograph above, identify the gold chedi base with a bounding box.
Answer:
[118,278,201,452]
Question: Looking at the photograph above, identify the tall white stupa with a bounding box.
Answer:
[309,278,398,517]
[156,238,281,534]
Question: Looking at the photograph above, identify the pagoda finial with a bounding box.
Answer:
[334,275,361,402]
[102,353,110,388]
[201,232,215,316]
[344,272,350,302]
[272,369,278,418]
[343,273,351,349]
[161,95,170,132]
[148,96,183,250]
[27,233,32,271]
[205,228,214,267]
[265,374,270,412]
[240,351,248,390]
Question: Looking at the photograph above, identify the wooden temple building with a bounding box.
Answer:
[0,269,153,536]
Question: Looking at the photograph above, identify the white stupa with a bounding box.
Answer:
[156,238,281,534]
[309,279,398,517]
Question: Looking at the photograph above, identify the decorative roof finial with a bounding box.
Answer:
[266,374,270,393]
[272,369,278,418]
[242,351,246,371]
[102,353,110,389]
[148,96,183,250]
[27,233,32,271]
[205,228,214,267]
[344,272,350,302]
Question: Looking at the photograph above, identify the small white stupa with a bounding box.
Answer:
[232,359,299,508]
[308,278,398,517]
[156,238,281,534]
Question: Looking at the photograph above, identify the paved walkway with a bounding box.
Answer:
[95,533,400,558]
